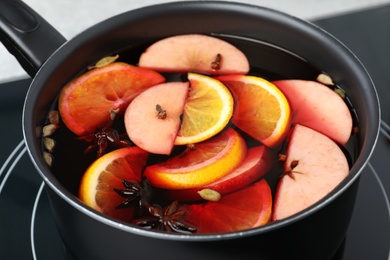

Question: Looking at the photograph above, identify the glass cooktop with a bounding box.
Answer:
[1,4,390,260]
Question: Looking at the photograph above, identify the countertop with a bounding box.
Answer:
[1,0,390,83]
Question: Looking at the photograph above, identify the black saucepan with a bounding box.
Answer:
[0,1,380,259]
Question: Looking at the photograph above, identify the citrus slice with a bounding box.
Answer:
[145,128,247,190]
[174,73,234,145]
[216,75,291,147]
[166,145,274,201]
[182,179,272,233]
[59,62,165,136]
[79,146,149,222]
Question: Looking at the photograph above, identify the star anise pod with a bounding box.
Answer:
[114,179,151,210]
[78,109,130,158]
[133,201,197,234]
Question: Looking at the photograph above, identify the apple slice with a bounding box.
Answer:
[166,145,274,201]
[272,79,352,145]
[124,82,189,155]
[272,124,349,221]
[138,34,250,75]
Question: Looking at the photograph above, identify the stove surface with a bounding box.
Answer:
[1,4,390,260]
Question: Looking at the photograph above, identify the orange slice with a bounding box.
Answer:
[145,128,247,190]
[165,145,274,201]
[174,73,234,145]
[216,75,291,147]
[79,146,149,222]
[183,179,272,233]
[59,62,165,136]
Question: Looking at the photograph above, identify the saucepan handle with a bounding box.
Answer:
[0,0,66,77]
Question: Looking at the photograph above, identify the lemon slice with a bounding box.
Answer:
[174,73,234,145]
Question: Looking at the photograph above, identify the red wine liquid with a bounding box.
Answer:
[42,33,359,220]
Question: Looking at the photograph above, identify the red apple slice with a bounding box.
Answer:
[138,34,250,75]
[166,145,275,201]
[272,124,349,221]
[124,82,189,155]
[183,179,272,233]
[272,79,352,145]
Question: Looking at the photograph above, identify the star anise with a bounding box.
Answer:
[133,201,197,234]
[114,179,151,210]
[78,109,130,157]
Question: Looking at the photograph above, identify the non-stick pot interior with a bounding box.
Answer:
[23,0,379,242]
